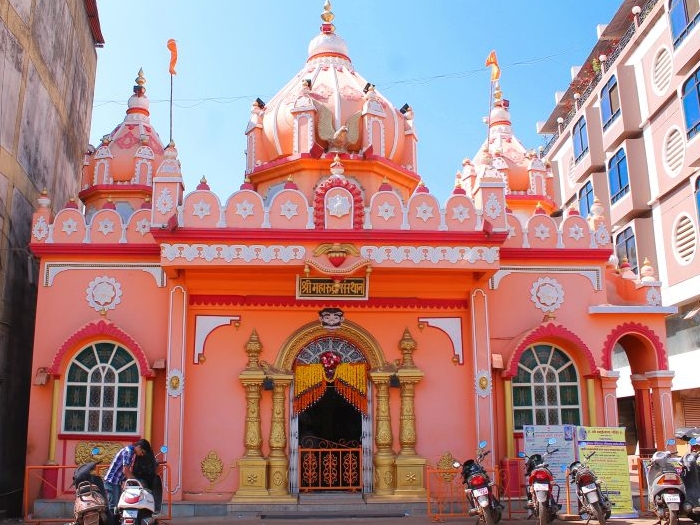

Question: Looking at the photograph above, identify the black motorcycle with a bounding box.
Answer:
[568,450,612,525]
[680,436,700,523]
[453,440,503,525]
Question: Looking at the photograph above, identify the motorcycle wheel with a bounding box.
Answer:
[591,501,607,525]
[482,507,496,525]
[538,501,549,525]
[668,509,679,525]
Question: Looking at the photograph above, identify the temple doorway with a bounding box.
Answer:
[288,336,373,494]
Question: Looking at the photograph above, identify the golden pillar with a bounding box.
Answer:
[233,330,269,500]
[368,371,395,498]
[267,373,295,501]
[503,378,514,458]
[394,329,426,498]
[586,377,597,427]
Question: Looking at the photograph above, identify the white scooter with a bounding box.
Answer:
[116,446,166,525]
[647,439,687,525]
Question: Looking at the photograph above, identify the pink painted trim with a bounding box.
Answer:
[503,322,598,379]
[190,295,468,309]
[600,322,667,371]
[48,319,155,378]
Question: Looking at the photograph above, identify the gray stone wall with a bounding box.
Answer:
[0,0,99,515]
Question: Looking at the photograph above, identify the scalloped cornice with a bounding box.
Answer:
[600,321,667,371]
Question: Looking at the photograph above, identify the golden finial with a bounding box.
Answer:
[321,1,335,23]
[135,68,146,87]
[200,176,207,184]
[493,84,502,101]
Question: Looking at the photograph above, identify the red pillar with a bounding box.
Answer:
[631,374,655,455]
[647,370,676,452]
[599,370,620,427]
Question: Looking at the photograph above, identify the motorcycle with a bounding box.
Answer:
[453,440,503,525]
[647,438,688,525]
[680,437,700,523]
[70,451,109,525]
[116,445,167,525]
[567,449,612,525]
[519,437,561,525]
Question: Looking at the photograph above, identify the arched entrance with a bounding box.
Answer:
[288,335,373,494]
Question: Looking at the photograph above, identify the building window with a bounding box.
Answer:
[578,181,594,218]
[682,67,700,139]
[601,75,621,130]
[669,0,700,48]
[608,148,629,204]
[512,345,581,430]
[573,117,589,163]
[696,177,700,223]
[63,342,140,434]
[615,226,638,272]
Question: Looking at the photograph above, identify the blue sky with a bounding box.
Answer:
[91,1,620,203]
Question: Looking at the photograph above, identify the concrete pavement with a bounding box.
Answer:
[164,515,661,524]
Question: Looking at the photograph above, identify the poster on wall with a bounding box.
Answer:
[576,426,636,517]
[523,424,576,490]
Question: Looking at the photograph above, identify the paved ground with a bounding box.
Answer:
[163,517,660,524]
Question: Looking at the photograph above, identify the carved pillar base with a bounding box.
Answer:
[267,457,295,502]
[394,456,427,498]
[371,452,396,497]
[231,458,269,501]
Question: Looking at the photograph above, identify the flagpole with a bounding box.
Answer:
[167,39,178,145]
[486,78,494,147]
[169,73,174,144]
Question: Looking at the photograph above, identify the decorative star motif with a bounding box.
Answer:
[192,199,211,219]
[451,204,470,223]
[377,202,395,221]
[62,218,78,236]
[327,194,351,218]
[415,203,434,222]
[280,200,299,220]
[97,218,115,236]
[534,223,551,240]
[236,200,254,219]
[32,217,49,240]
[135,218,151,236]
[568,224,585,241]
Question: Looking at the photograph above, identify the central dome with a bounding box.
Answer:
[245,1,416,175]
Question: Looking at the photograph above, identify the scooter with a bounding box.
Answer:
[680,437,700,523]
[519,437,561,525]
[453,440,503,525]
[70,451,109,525]
[116,445,167,525]
[567,449,612,525]
[647,438,688,525]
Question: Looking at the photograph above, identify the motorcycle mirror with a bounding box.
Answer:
[547,438,557,445]
[518,452,525,458]
[478,440,488,449]
[453,461,461,468]
[160,445,168,454]
[666,438,676,446]
[91,447,100,456]
[690,438,698,446]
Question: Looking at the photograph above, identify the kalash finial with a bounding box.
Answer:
[320,0,335,33]
[134,68,146,96]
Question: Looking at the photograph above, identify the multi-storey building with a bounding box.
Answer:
[540,0,700,447]
[0,0,103,516]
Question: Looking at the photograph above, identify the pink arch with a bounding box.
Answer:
[48,319,155,378]
[313,176,364,229]
[600,321,667,371]
[504,322,598,379]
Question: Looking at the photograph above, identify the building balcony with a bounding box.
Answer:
[601,65,642,153]
[608,138,651,227]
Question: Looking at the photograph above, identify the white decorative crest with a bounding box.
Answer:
[62,218,79,236]
[415,202,434,222]
[33,216,49,240]
[166,369,185,397]
[280,200,299,220]
[236,200,255,219]
[360,245,499,264]
[135,218,151,236]
[475,369,492,397]
[533,223,551,241]
[156,188,175,214]
[97,218,116,236]
[377,202,395,221]
[594,223,611,246]
[192,199,211,219]
[646,287,662,306]
[484,193,502,220]
[451,204,470,223]
[86,276,122,312]
[327,194,351,218]
[161,244,306,263]
[568,224,585,241]
[530,277,564,313]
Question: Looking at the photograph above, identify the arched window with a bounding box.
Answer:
[578,181,594,218]
[63,342,140,434]
[669,0,700,48]
[608,148,629,204]
[601,75,621,130]
[682,67,700,139]
[512,344,581,430]
[573,117,589,163]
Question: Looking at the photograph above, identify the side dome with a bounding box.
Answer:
[82,69,166,191]
[245,2,416,174]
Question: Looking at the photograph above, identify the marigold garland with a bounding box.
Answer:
[293,362,368,415]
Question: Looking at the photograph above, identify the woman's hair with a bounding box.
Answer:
[134,439,154,456]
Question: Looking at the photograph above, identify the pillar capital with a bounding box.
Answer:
[646,370,675,389]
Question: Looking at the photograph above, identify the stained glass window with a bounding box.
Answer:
[511,344,581,430]
[63,342,140,434]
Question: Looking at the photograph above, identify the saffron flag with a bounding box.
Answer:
[167,39,178,75]
[485,50,500,82]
